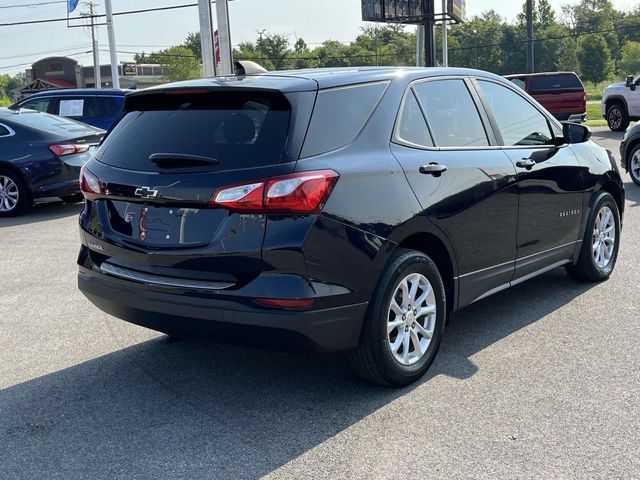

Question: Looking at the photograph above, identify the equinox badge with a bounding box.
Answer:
[134,186,159,199]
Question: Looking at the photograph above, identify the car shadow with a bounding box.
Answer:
[590,129,624,143]
[625,180,640,208]
[0,269,596,479]
[0,199,82,228]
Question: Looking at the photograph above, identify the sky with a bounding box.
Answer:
[0,0,635,76]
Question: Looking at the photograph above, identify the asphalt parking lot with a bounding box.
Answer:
[1,126,639,479]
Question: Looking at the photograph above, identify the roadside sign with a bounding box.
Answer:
[123,63,137,76]
[447,0,466,23]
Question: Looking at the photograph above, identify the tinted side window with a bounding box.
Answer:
[529,74,582,92]
[301,81,389,158]
[412,79,489,148]
[477,80,553,147]
[0,124,11,136]
[96,97,122,117]
[21,97,51,112]
[395,90,433,147]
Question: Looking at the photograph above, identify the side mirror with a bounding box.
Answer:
[562,122,592,144]
[626,75,636,90]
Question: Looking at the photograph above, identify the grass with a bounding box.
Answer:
[585,102,608,127]
[584,80,613,102]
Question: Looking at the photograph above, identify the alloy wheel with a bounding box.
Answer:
[387,272,436,366]
[608,108,622,130]
[0,175,19,213]
[592,205,616,269]
[631,150,640,183]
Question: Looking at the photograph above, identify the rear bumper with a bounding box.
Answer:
[78,263,368,352]
[30,162,81,199]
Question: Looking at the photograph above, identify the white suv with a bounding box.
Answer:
[602,75,640,131]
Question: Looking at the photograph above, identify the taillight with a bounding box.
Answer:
[79,166,102,200]
[211,170,339,214]
[49,144,90,157]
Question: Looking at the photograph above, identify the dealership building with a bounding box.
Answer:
[16,56,165,100]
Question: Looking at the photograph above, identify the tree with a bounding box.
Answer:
[555,38,580,74]
[157,46,201,82]
[576,34,613,82]
[291,38,312,69]
[183,32,202,61]
[619,41,640,76]
[256,33,291,70]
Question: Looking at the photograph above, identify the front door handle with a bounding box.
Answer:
[516,158,536,170]
[419,162,447,177]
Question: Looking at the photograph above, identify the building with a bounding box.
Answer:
[17,56,166,100]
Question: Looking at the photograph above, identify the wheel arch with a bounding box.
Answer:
[623,135,640,171]
[599,179,624,218]
[386,222,458,317]
[0,161,31,195]
[605,95,629,112]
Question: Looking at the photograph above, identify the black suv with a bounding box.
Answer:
[78,67,624,386]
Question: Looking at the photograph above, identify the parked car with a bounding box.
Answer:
[601,75,640,131]
[77,67,624,386]
[505,72,587,123]
[619,120,640,185]
[10,88,126,130]
[0,108,104,216]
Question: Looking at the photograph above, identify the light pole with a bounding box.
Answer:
[215,0,233,75]
[198,0,216,77]
[104,0,119,88]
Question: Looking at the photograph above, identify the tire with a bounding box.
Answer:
[566,192,620,282]
[59,193,84,203]
[627,144,640,186]
[0,168,30,217]
[349,249,446,386]
[606,102,630,132]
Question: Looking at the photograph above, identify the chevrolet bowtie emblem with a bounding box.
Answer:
[134,186,159,199]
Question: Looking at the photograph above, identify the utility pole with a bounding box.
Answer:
[104,0,119,88]
[423,0,436,67]
[198,0,216,77]
[215,0,233,75]
[526,0,534,73]
[256,28,266,63]
[441,0,448,67]
[85,2,101,88]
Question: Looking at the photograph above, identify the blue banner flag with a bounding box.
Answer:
[68,0,79,14]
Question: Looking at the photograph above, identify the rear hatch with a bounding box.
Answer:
[83,86,315,284]
[528,73,586,118]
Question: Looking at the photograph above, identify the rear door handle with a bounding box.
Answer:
[516,158,536,170]
[419,163,447,177]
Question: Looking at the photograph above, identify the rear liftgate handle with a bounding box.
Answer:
[419,162,447,177]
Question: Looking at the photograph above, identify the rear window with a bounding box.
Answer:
[8,111,94,135]
[97,91,291,172]
[529,74,583,93]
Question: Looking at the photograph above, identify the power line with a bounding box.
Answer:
[0,44,90,61]
[0,50,91,70]
[0,1,234,26]
[0,3,198,26]
[0,1,66,10]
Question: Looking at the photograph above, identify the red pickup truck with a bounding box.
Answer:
[504,72,587,123]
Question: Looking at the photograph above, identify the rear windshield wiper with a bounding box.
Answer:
[149,153,219,168]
